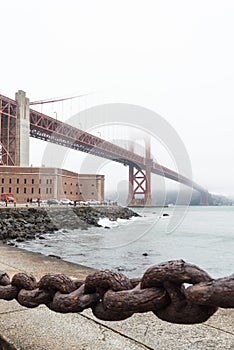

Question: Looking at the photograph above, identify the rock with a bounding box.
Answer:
[0,206,139,243]
[15,237,25,242]
[48,254,61,259]
[7,241,15,246]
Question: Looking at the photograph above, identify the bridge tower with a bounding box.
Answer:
[200,191,209,205]
[127,138,153,206]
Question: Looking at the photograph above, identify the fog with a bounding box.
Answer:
[1,0,234,197]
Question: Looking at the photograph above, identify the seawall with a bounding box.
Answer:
[0,243,233,350]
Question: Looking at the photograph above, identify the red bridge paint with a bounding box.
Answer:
[0,93,209,206]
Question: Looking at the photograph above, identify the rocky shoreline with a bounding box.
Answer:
[0,206,140,243]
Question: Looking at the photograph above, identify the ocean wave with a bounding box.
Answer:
[97,216,139,228]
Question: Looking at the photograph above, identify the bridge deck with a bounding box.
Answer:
[0,93,208,195]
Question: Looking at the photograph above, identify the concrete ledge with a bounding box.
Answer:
[0,336,16,350]
[0,244,233,349]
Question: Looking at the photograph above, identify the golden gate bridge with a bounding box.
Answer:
[0,90,209,205]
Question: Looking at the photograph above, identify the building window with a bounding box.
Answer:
[46,179,49,185]
[64,191,67,194]
[1,187,4,193]
[79,192,82,195]
[91,184,94,187]
[24,179,27,184]
[80,183,82,187]
[76,183,78,186]
[46,188,48,194]
[9,178,12,184]
[16,188,19,194]
[2,179,4,184]
[32,179,34,184]
[70,191,72,195]
[39,179,41,184]
[9,187,11,193]
[64,182,67,185]
[91,192,94,195]
[31,188,34,194]
[70,183,72,186]
[50,179,52,184]
[17,178,19,184]
[24,188,26,194]
[50,188,52,194]
[39,188,41,194]
[76,192,78,195]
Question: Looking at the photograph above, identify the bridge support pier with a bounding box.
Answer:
[127,164,153,206]
[200,192,209,205]
[15,90,30,166]
[127,137,153,206]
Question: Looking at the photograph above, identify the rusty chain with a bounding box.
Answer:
[0,259,233,324]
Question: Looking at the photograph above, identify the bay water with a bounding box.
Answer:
[15,206,234,279]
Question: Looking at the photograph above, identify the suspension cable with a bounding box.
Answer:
[29,93,91,106]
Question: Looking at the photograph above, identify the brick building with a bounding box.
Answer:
[0,166,104,203]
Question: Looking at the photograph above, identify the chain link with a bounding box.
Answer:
[0,260,233,324]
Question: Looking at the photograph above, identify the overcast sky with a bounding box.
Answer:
[1,0,234,197]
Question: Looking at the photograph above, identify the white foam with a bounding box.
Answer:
[98,217,134,228]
